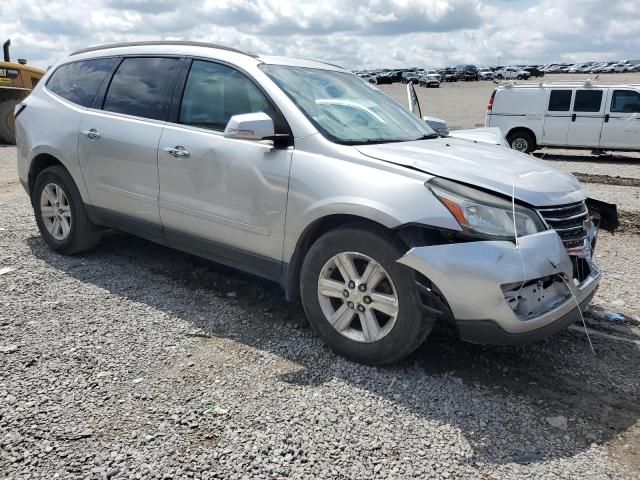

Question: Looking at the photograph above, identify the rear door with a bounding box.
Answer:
[566,88,605,147]
[599,89,640,149]
[542,89,572,146]
[78,56,183,233]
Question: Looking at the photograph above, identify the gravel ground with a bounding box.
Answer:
[2,72,640,479]
[535,152,640,180]
[1,197,639,479]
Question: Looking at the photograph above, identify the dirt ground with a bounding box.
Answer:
[1,75,640,477]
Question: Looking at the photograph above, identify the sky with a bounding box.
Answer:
[1,0,639,71]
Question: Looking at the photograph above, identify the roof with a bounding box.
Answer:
[0,61,45,74]
[498,81,640,89]
[63,41,346,73]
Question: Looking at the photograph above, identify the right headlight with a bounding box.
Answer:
[427,177,546,239]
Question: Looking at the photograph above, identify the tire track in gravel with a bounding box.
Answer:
[573,173,640,188]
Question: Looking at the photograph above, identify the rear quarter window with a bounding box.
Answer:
[46,58,117,107]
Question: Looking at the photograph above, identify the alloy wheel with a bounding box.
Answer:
[40,182,72,241]
[317,252,399,343]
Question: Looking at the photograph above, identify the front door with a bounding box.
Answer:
[157,59,292,279]
[566,88,605,147]
[600,89,640,149]
[542,89,572,146]
[78,56,183,230]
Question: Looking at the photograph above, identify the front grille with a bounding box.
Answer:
[537,201,589,251]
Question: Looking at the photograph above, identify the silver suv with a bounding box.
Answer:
[16,42,604,365]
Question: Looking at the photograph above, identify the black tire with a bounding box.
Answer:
[507,130,537,154]
[0,99,19,145]
[300,224,434,365]
[32,165,102,254]
[496,74,503,80]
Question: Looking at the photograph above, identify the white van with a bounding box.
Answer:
[486,81,640,153]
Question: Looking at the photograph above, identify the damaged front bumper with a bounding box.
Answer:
[398,229,600,345]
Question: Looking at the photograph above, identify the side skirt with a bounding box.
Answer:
[89,205,286,286]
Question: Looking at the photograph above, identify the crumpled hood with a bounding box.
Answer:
[355,137,584,206]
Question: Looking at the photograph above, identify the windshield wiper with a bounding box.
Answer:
[347,138,404,145]
[413,133,440,140]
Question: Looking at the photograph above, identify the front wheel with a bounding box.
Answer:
[300,225,434,365]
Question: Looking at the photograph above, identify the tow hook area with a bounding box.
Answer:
[502,275,571,319]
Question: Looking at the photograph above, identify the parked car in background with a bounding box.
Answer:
[359,72,378,84]
[478,68,494,80]
[602,63,628,73]
[568,63,592,73]
[401,70,421,84]
[486,81,640,153]
[523,66,545,77]
[418,71,440,88]
[441,67,458,82]
[494,66,530,80]
[17,41,610,365]
[456,64,478,81]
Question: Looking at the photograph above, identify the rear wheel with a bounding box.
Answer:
[300,225,434,365]
[0,99,19,144]
[32,166,102,254]
[507,130,536,153]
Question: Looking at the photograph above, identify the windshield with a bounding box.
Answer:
[260,64,436,145]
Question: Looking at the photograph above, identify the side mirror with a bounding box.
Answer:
[223,112,275,141]
[422,115,449,137]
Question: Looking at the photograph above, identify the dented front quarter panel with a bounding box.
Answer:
[397,230,600,334]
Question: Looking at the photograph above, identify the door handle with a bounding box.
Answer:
[164,145,190,158]
[571,114,576,122]
[81,128,100,140]
[604,114,610,123]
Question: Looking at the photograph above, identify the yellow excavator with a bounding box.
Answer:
[1,39,45,144]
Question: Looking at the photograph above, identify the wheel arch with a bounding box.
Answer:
[506,126,537,146]
[27,152,98,224]
[28,153,65,197]
[284,214,407,302]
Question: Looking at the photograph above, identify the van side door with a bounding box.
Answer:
[599,89,640,149]
[157,59,293,280]
[566,88,605,147]
[542,89,572,146]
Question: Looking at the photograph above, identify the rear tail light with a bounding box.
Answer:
[487,89,496,112]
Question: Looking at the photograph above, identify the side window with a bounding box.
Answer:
[103,57,181,121]
[548,90,572,111]
[573,90,603,112]
[46,58,117,107]
[611,90,640,113]
[179,60,276,131]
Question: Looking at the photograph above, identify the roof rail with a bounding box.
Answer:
[497,79,605,88]
[69,41,256,58]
